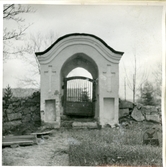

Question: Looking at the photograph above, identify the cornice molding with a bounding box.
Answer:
[36,33,124,65]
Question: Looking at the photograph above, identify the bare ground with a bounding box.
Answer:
[2,130,69,166]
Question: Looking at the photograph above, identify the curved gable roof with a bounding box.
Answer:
[35,33,124,56]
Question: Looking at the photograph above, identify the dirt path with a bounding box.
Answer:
[2,131,69,166]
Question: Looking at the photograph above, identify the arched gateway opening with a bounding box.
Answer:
[61,53,99,118]
[35,33,124,128]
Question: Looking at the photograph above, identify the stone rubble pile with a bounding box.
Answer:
[119,103,161,124]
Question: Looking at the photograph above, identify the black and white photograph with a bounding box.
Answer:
[2,1,165,166]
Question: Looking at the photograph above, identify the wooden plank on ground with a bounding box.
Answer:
[3,141,34,146]
[3,134,37,140]
[31,130,53,135]
[2,134,37,147]
[31,130,53,138]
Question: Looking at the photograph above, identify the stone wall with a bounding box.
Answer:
[3,92,41,135]
[119,102,162,124]
[131,105,161,123]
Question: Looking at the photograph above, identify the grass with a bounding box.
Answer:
[68,122,162,166]
[2,121,162,166]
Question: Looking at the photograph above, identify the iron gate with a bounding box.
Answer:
[63,76,95,117]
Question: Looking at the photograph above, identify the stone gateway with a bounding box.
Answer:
[35,33,124,128]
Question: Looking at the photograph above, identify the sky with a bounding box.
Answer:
[3,3,164,100]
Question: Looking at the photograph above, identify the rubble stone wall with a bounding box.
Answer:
[119,102,161,124]
[3,92,41,133]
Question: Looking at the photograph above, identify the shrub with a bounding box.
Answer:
[3,85,13,107]
[3,85,13,122]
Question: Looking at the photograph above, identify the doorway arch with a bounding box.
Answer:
[61,53,99,118]
[61,53,98,79]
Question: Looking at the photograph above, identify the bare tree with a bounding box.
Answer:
[17,31,59,88]
[133,53,136,103]
[152,62,162,100]
[3,4,34,60]
[3,5,58,89]
[124,77,126,101]
[3,4,32,39]
[123,52,148,103]
[30,31,57,52]
[153,62,162,86]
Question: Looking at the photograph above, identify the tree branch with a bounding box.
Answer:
[3,4,34,22]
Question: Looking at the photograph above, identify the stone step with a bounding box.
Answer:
[61,115,96,122]
[73,118,96,122]
[61,115,71,121]
[42,121,60,129]
[72,121,98,129]
[61,120,73,128]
